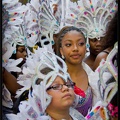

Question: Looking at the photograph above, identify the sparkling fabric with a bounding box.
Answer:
[2,7,9,35]
[75,86,93,117]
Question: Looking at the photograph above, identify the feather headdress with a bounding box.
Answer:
[64,0,118,48]
[97,42,118,106]
[24,0,60,52]
[2,7,9,36]
[6,47,73,119]
[2,0,28,72]
[50,0,68,29]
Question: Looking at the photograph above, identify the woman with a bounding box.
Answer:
[6,48,85,120]
[55,26,100,117]
[93,11,118,71]
[2,4,27,119]
[2,40,27,120]
[93,11,118,120]
[84,38,104,70]
[10,45,27,78]
[46,75,80,120]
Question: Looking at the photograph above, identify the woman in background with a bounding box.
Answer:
[93,11,118,120]
[93,11,118,71]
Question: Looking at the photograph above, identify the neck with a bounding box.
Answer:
[46,108,72,120]
[88,53,96,60]
[66,61,83,74]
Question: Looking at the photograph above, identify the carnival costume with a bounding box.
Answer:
[50,0,118,118]
[2,0,29,111]
[64,0,117,49]
[2,0,84,119]
[6,47,85,120]
[2,0,118,119]
[97,42,118,118]
[84,42,118,120]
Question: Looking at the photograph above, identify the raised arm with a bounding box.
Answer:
[2,67,22,96]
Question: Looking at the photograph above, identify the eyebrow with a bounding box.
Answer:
[63,38,84,42]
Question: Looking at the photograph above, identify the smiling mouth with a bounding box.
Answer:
[71,55,80,59]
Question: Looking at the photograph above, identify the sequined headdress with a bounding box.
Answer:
[64,0,118,48]
[97,42,118,106]
[2,7,9,37]
[2,0,28,72]
[6,47,72,119]
[24,0,59,52]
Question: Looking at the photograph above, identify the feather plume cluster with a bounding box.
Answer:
[64,0,118,40]
[6,47,72,119]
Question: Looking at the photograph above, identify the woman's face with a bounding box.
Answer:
[46,76,75,110]
[89,38,104,56]
[16,46,27,62]
[60,30,86,65]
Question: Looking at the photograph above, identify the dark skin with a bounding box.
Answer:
[84,38,104,70]
[2,45,27,101]
[10,45,27,78]
[93,11,117,71]
[2,68,22,96]
[93,46,113,71]
[60,30,88,91]
[94,11,118,119]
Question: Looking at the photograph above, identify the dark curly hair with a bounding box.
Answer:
[102,11,118,49]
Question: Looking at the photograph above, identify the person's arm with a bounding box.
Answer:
[93,52,108,71]
[2,67,22,96]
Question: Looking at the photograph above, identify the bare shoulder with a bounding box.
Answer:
[93,52,108,71]
[95,52,108,61]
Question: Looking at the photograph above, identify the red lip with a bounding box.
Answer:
[71,54,80,59]
[62,93,72,98]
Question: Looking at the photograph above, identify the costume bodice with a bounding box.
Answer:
[75,86,93,117]
[74,62,98,116]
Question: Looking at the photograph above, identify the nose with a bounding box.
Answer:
[61,85,69,92]
[96,40,102,46]
[73,44,78,51]
[23,51,27,57]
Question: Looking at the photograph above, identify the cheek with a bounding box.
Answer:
[47,91,60,99]
[48,92,61,104]
[80,46,86,54]
[16,52,23,59]
[89,42,95,49]
[62,48,70,56]
[70,89,75,99]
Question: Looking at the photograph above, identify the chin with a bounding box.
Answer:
[64,100,74,107]
[71,60,82,65]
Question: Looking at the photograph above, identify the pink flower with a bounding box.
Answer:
[74,86,86,98]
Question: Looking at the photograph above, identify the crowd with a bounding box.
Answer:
[2,0,118,120]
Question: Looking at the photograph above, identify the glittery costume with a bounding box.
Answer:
[51,0,117,50]
[64,0,118,50]
[74,61,109,117]
[6,47,85,120]
[75,86,93,116]
[2,0,29,111]
[97,42,118,118]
